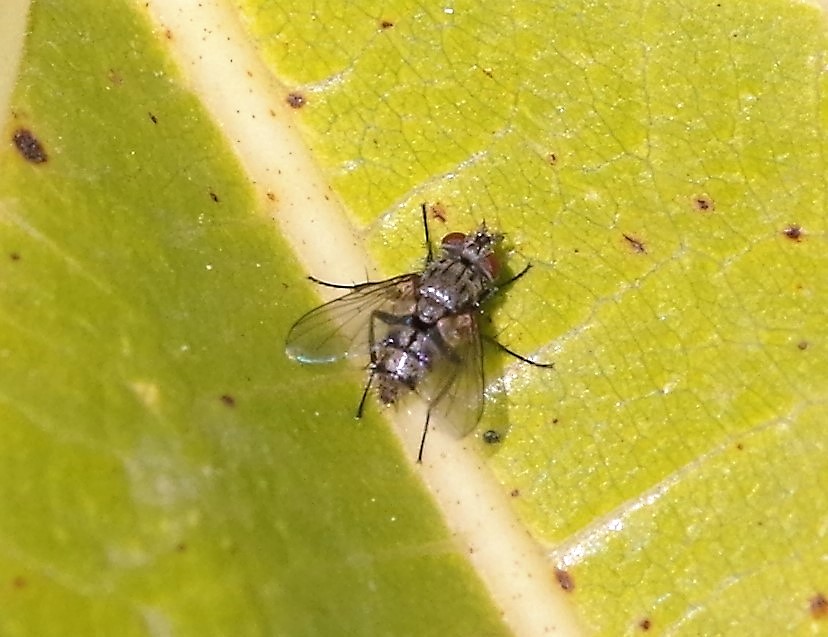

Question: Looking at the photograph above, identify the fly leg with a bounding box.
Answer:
[416,327,464,463]
[477,264,532,306]
[498,263,532,287]
[484,335,554,368]
[356,308,383,418]
[417,360,462,463]
[420,202,434,264]
[308,276,373,289]
[356,309,413,418]
[417,409,432,463]
[356,373,374,417]
[481,264,555,368]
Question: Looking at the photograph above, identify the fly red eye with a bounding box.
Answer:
[483,253,500,277]
[441,232,466,247]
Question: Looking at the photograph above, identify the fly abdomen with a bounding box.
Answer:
[372,326,439,404]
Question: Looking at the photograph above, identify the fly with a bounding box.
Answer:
[285,203,552,462]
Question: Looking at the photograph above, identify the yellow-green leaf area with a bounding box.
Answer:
[0,1,512,635]
[241,0,828,634]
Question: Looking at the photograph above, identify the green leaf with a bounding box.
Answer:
[244,0,828,634]
[3,0,827,636]
[0,2,512,636]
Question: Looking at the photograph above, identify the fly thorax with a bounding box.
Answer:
[415,295,448,324]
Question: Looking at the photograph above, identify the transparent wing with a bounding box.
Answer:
[285,274,417,364]
[418,313,484,438]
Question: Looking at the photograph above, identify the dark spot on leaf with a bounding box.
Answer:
[736,442,744,450]
[380,19,394,29]
[266,191,276,202]
[546,152,558,166]
[108,69,123,85]
[552,418,559,424]
[175,542,187,553]
[798,341,808,351]
[9,252,20,262]
[209,190,220,203]
[148,112,158,124]
[220,394,236,407]
[482,430,501,444]
[286,92,306,109]
[429,203,447,223]
[783,225,803,242]
[810,593,828,619]
[638,618,652,631]
[555,568,575,592]
[11,576,26,589]
[692,194,715,212]
[623,233,646,253]
[479,66,494,78]
[510,488,520,497]
[165,28,173,40]
[12,128,48,163]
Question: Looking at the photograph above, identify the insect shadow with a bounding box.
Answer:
[285,203,553,462]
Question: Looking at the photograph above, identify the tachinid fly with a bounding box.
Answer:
[285,204,552,461]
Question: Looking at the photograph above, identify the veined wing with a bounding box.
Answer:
[417,312,485,438]
[285,273,417,364]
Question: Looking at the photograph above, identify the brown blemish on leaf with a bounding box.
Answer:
[735,442,744,450]
[209,190,220,203]
[175,542,188,553]
[266,191,276,202]
[148,112,158,124]
[107,69,123,85]
[810,593,828,619]
[546,152,558,166]
[623,233,646,254]
[783,225,803,242]
[692,194,715,212]
[555,568,575,592]
[165,28,173,40]
[11,576,26,589]
[220,394,236,407]
[286,92,307,109]
[379,19,394,29]
[429,202,447,223]
[9,252,20,262]
[638,617,652,631]
[797,341,809,351]
[12,128,48,163]
[510,488,520,498]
